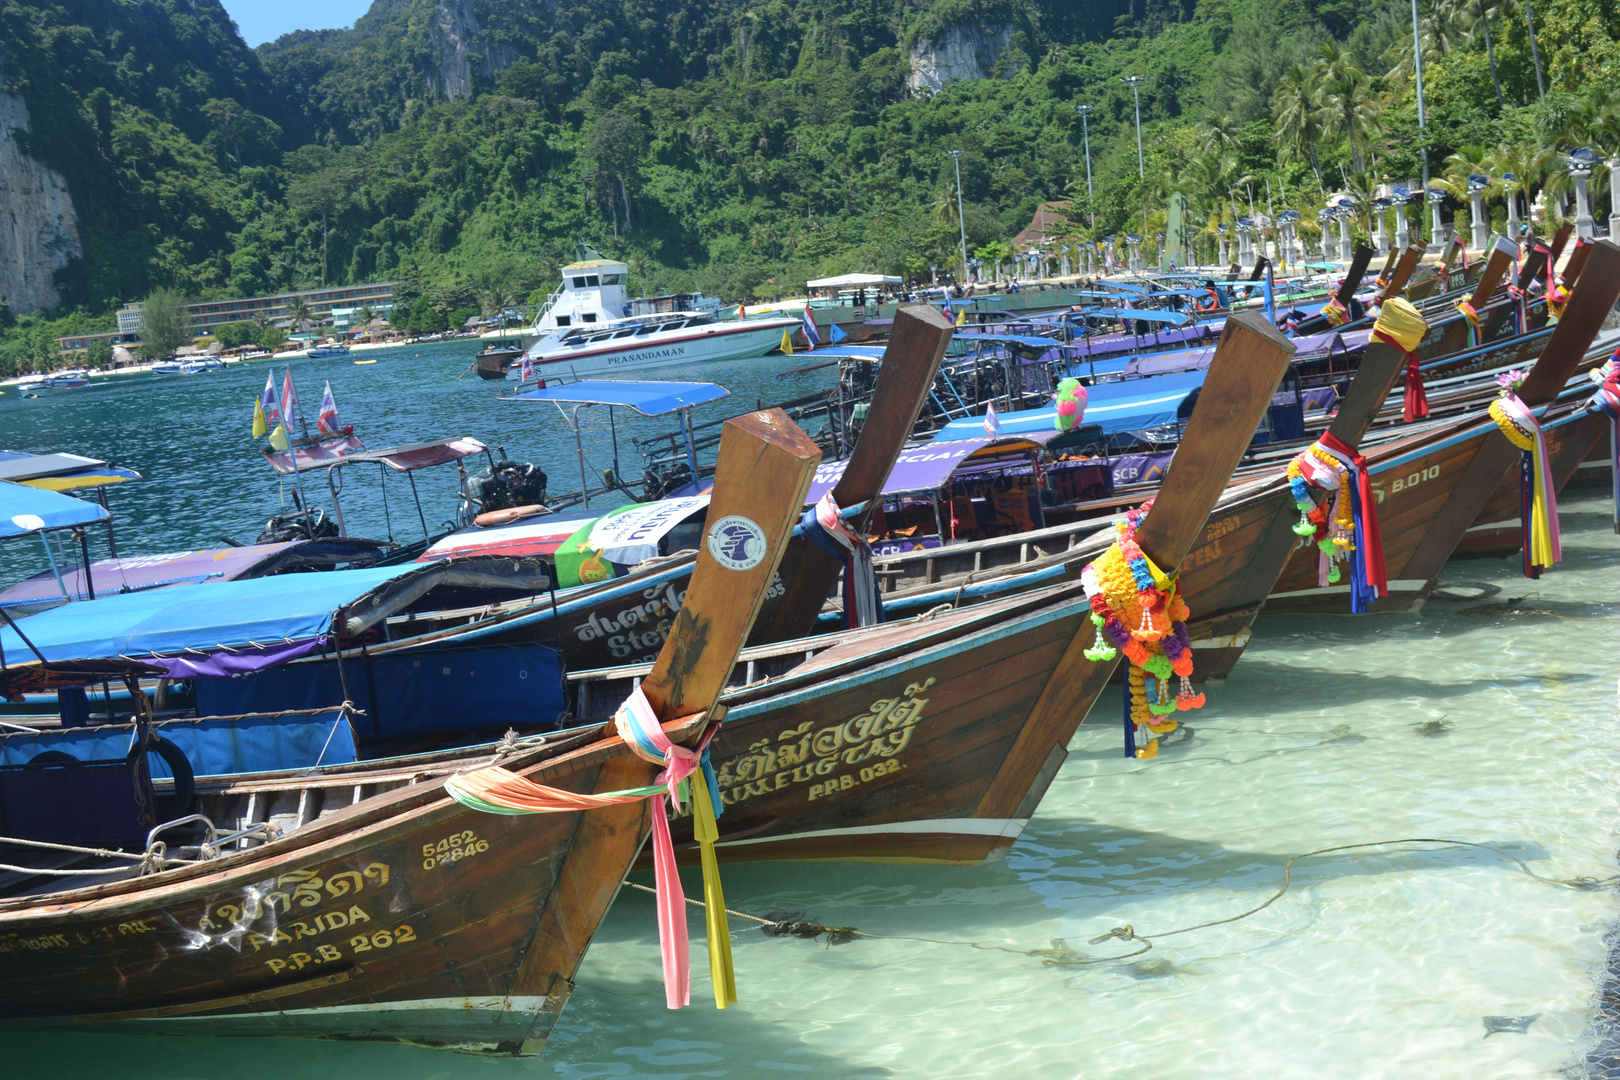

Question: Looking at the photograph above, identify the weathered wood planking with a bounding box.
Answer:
[748,305,953,646]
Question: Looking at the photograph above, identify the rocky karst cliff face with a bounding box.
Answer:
[906,21,1020,94]
[427,0,518,100]
[0,90,82,316]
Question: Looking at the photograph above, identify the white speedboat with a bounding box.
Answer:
[506,254,798,378]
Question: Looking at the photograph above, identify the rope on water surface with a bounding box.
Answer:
[625,838,1620,967]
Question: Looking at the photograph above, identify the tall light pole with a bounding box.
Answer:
[948,149,969,283]
[1121,76,1146,180]
[1122,75,1147,244]
[1411,0,1430,208]
[1075,104,1095,226]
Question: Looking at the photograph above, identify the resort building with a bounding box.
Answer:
[116,282,399,337]
[53,329,142,362]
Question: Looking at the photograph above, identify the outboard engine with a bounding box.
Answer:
[641,460,693,501]
[254,508,339,544]
[462,459,548,522]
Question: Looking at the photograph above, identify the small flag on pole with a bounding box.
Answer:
[983,400,1001,437]
[829,322,848,344]
[281,370,300,428]
[317,380,339,434]
[955,307,967,327]
[780,328,794,355]
[520,354,534,384]
[260,372,281,424]
[268,421,289,452]
[801,307,820,349]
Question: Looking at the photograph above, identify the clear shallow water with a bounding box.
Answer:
[2,352,1620,1076]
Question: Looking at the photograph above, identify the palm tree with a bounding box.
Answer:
[283,294,313,333]
[1439,0,1505,105]
[1318,65,1379,173]
[1490,143,1556,233]
[1273,64,1325,187]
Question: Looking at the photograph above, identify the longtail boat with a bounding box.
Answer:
[0,409,821,1053]
[1267,237,1620,613]
[557,312,1297,863]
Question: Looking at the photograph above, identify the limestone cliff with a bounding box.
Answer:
[0,90,81,316]
[906,21,1020,94]
[426,0,519,101]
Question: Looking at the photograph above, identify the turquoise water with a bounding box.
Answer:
[3,347,1620,1076]
[0,342,834,581]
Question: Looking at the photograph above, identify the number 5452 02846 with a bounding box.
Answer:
[422,830,489,869]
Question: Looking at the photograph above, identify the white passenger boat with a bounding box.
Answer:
[506,256,799,378]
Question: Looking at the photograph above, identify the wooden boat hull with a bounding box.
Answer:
[0,737,657,1054]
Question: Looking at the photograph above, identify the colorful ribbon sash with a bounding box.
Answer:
[1321,298,1350,328]
[446,687,735,1010]
[1369,298,1428,423]
[1489,393,1561,577]
[1588,371,1620,534]
[801,491,883,629]
[1455,299,1482,348]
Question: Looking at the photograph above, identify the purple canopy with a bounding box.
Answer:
[806,432,1061,503]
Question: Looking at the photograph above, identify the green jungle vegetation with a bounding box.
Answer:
[2,0,1618,373]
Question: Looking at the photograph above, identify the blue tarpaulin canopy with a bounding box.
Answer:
[501,379,730,415]
[933,370,1208,442]
[952,333,1068,348]
[0,564,431,663]
[1077,308,1194,326]
[0,480,109,538]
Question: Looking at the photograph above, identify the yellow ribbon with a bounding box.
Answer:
[690,778,738,1008]
[1372,297,1427,352]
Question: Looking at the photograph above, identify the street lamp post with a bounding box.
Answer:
[1427,187,1448,245]
[948,149,969,283]
[1121,75,1147,241]
[1567,148,1596,240]
[1121,76,1146,180]
[1075,104,1095,227]
[1410,0,1433,246]
[1467,174,1491,251]
[1503,174,1521,239]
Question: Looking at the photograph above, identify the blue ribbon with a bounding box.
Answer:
[1344,479,1380,614]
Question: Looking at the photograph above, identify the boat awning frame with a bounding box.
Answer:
[0,480,110,538]
[500,379,731,416]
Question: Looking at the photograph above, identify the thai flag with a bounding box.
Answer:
[281,369,300,427]
[801,307,820,349]
[317,380,339,434]
[983,400,1001,437]
[520,354,534,384]
[260,372,281,424]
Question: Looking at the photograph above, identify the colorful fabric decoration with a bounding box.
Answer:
[1053,378,1089,431]
[1370,297,1429,423]
[1455,298,1482,348]
[1321,297,1351,327]
[1078,501,1202,761]
[1286,433,1388,612]
[446,687,735,1011]
[1488,370,1561,577]
[802,491,883,628]
[1547,274,1570,322]
[1586,368,1620,530]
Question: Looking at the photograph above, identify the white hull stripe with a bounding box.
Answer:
[535,321,795,366]
[716,818,1029,849]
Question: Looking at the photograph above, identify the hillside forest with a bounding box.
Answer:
[3,0,1620,372]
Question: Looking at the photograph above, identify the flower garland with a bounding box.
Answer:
[1285,431,1389,612]
[1079,501,1202,761]
[1053,377,1089,431]
[1489,368,1561,577]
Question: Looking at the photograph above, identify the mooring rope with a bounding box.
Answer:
[627,837,1620,966]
